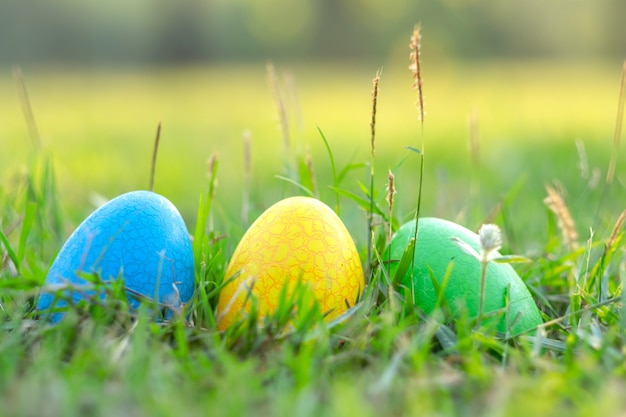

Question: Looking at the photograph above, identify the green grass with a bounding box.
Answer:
[1,59,626,416]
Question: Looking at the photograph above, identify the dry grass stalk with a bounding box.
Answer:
[266,61,291,160]
[367,70,382,275]
[409,24,425,124]
[283,70,303,132]
[575,139,589,180]
[544,185,578,251]
[386,170,396,213]
[606,60,626,185]
[606,209,626,251]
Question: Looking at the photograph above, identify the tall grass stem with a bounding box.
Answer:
[409,24,426,273]
[267,62,293,177]
[367,70,381,276]
[149,122,162,192]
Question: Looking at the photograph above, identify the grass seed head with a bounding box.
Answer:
[544,185,579,251]
[409,23,425,123]
[370,70,381,158]
[478,223,502,256]
[386,170,396,213]
[606,209,626,251]
[207,153,219,181]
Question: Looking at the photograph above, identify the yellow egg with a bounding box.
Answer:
[217,196,364,330]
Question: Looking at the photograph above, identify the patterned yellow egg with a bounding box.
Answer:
[217,196,364,330]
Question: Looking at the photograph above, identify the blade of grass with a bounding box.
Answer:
[17,201,37,263]
[275,175,314,197]
[330,186,388,221]
[0,227,19,272]
[390,237,416,289]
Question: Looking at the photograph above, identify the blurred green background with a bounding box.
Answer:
[1,0,625,64]
[1,0,624,250]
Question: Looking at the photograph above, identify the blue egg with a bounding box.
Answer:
[37,190,195,321]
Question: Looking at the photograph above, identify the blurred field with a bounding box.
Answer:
[1,59,624,247]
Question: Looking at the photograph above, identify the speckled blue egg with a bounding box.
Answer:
[37,190,194,320]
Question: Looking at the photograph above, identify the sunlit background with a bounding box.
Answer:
[1,0,624,64]
[1,0,625,246]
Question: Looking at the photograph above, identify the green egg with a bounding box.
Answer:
[384,217,542,335]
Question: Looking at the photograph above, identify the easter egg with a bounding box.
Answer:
[37,190,195,321]
[216,196,364,330]
[385,218,542,334]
